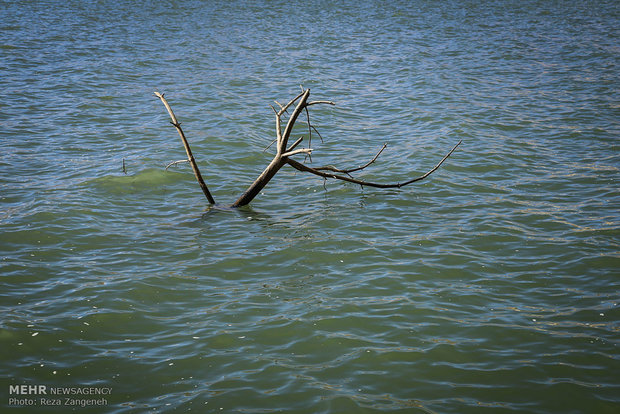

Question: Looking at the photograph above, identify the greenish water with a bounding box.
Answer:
[1,1,619,413]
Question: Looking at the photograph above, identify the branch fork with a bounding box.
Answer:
[154,88,461,208]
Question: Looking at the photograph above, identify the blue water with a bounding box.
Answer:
[1,1,619,413]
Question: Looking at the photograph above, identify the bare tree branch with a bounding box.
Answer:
[307,100,335,106]
[304,105,312,148]
[165,159,190,170]
[273,100,285,112]
[286,140,462,188]
[310,124,325,144]
[282,148,313,158]
[232,89,313,207]
[279,89,310,153]
[286,136,304,153]
[263,138,277,152]
[277,90,306,117]
[313,143,387,174]
[154,88,461,208]
[154,91,216,204]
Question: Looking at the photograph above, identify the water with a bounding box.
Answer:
[1,1,619,412]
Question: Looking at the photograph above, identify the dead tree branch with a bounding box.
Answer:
[313,143,387,175]
[165,159,190,170]
[154,88,461,208]
[154,91,215,204]
[231,89,320,207]
[286,140,461,188]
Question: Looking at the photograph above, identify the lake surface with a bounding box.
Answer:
[1,1,619,413]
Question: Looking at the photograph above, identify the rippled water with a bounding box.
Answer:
[1,1,619,413]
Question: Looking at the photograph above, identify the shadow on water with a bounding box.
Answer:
[194,183,368,223]
[196,203,306,227]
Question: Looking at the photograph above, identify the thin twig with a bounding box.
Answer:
[306,100,336,106]
[272,103,283,148]
[310,124,325,143]
[314,143,387,174]
[303,100,334,146]
[286,136,304,153]
[277,90,306,117]
[263,138,277,152]
[165,159,190,170]
[286,141,461,189]
[280,89,310,153]
[282,148,313,158]
[275,91,305,149]
[304,106,312,148]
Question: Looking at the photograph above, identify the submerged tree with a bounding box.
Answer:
[154,88,461,207]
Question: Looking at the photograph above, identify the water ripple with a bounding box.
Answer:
[2,1,619,413]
